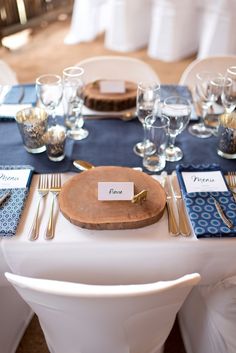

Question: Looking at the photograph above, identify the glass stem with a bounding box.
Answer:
[168,135,176,149]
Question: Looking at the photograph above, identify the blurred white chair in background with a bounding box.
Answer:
[5,272,200,353]
[76,55,160,84]
[179,275,236,353]
[0,59,18,85]
[179,55,236,88]
[104,0,151,52]
[64,0,108,44]
[147,0,200,62]
[197,0,236,59]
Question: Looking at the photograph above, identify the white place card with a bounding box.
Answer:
[0,169,32,189]
[182,171,228,193]
[98,182,134,201]
[99,80,125,94]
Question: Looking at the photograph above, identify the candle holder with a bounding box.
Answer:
[217,113,236,159]
[43,125,67,162]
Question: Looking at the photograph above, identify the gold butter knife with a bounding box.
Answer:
[161,172,179,237]
[171,172,191,237]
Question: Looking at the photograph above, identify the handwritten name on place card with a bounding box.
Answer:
[99,80,125,94]
[98,182,134,201]
[0,169,32,189]
[182,171,228,193]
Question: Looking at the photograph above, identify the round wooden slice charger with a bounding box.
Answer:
[83,80,137,112]
[59,166,166,230]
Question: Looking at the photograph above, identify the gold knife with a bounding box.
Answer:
[161,172,179,237]
[171,172,191,237]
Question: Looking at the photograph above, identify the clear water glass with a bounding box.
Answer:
[221,66,236,114]
[63,66,88,140]
[143,115,169,172]
[133,81,160,157]
[189,71,222,138]
[36,74,63,125]
[162,96,191,162]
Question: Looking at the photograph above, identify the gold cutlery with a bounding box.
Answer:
[227,172,236,202]
[73,159,142,172]
[161,172,179,237]
[211,196,233,229]
[171,172,191,237]
[45,174,61,240]
[0,191,11,207]
[29,174,49,241]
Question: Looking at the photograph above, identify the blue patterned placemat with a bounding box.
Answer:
[0,165,34,236]
[176,164,236,238]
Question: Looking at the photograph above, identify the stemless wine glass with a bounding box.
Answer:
[133,81,160,156]
[221,66,236,114]
[162,96,191,162]
[36,74,63,125]
[189,71,222,138]
[63,66,88,140]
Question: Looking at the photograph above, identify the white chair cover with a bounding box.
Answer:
[179,275,236,353]
[5,272,200,353]
[179,56,236,88]
[147,0,200,61]
[197,0,236,59]
[104,0,151,52]
[64,0,108,44]
[76,55,160,84]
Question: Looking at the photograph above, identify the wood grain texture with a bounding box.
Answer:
[59,166,166,230]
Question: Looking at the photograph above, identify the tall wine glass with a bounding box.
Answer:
[133,81,160,157]
[162,96,191,162]
[36,74,63,125]
[63,66,88,140]
[221,66,236,114]
[189,71,222,138]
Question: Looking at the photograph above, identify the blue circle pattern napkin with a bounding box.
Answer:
[176,164,236,238]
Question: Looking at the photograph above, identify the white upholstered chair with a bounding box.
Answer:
[0,59,18,85]
[179,55,236,88]
[147,0,200,62]
[76,55,160,84]
[179,275,236,353]
[5,272,200,353]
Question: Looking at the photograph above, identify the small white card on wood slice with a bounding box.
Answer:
[99,80,126,94]
[98,182,134,201]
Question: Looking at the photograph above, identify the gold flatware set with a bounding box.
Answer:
[28,173,61,241]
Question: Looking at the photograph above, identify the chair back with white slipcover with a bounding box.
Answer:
[0,59,18,85]
[179,55,236,88]
[5,272,200,353]
[179,275,236,353]
[76,55,160,84]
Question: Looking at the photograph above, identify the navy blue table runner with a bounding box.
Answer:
[0,118,236,174]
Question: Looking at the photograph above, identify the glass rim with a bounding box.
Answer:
[36,74,62,85]
[145,114,169,128]
[63,66,84,77]
[227,66,236,75]
[163,95,191,107]
[137,81,160,91]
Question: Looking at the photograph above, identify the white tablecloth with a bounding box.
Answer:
[1,174,236,353]
[64,0,236,62]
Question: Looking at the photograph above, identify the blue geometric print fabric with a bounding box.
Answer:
[183,191,236,238]
[176,164,236,238]
[0,165,34,236]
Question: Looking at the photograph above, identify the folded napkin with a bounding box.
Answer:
[0,165,34,236]
[176,164,236,238]
[0,84,37,121]
[161,84,197,121]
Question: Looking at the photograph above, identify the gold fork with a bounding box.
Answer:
[45,174,61,240]
[227,172,236,202]
[29,174,49,241]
